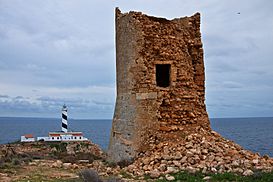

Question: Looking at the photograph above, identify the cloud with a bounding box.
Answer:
[14,96,24,100]
[0,93,115,119]
[92,100,113,106]
[0,76,116,119]
[0,0,115,89]
[0,0,272,118]
[0,95,41,113]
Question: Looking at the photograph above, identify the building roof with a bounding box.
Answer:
[49,132,83,137]
[49,133,61,137]
[24,134,34,138]
[72,133,83,136]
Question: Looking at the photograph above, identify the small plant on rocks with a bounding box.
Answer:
[11,158,21,166]
[117,159,133,168]
[79,168,102,182]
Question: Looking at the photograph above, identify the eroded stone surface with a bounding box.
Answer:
[108,8,209,163]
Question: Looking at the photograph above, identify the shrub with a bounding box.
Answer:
[11,158,21,166]
[79,169,102,182]
[105,177,122,182]
[117,159,133,168]
[104,161,118,168]
[0,159,5,168]
[49,142,68,152]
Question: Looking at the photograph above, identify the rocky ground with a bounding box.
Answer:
[124,127,273,179]
[0,129,273,181]
[0,141,122,181]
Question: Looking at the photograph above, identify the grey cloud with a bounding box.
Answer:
[14,96,24,100]
[0,0,272,118]
[0,94,114,119]
[0,98,41,113]
[205,60,239,73]
[37,96,65,103]
[204,36,256,59]
[37,96,85,106]
[221,81,244,89]
[92,100,114,106]
[37,96,113,111]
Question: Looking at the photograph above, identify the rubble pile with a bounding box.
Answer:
[124,128,273,178]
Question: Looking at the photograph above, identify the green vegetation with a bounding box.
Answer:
[0,163,19,175]
[2,142,273,182]
[103,160,118,168]
[0,152,32,170]
[155,171,273,182]
[79,141,91,148]
[8,140,21,144]
[49,142,68,153]
[15,176,81,182]
[119,170,134,179]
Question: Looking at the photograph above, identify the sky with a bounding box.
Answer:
[0,0,272,119]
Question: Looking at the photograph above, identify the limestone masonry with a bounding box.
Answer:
[107,9,273,177]
[108,8,210,162]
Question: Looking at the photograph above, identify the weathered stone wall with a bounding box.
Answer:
[108,8,210,162]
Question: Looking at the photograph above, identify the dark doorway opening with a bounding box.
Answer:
[156,64,171,87]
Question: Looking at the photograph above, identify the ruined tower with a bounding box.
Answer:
[108,8,210,162]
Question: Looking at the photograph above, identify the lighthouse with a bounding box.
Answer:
[62,104,68,133]
[34,105,89,142]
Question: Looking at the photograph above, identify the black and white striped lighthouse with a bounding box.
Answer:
[61,104,68,133]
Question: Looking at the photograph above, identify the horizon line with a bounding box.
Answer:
[0,116,272,120]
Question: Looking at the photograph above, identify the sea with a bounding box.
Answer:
[0,117,272,157]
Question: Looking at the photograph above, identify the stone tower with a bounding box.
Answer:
[108,8,210,163]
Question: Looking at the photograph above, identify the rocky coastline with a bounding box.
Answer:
[1,129,273,181]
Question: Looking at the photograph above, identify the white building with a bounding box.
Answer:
[21,134,35,142]
[37,132,88,142]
